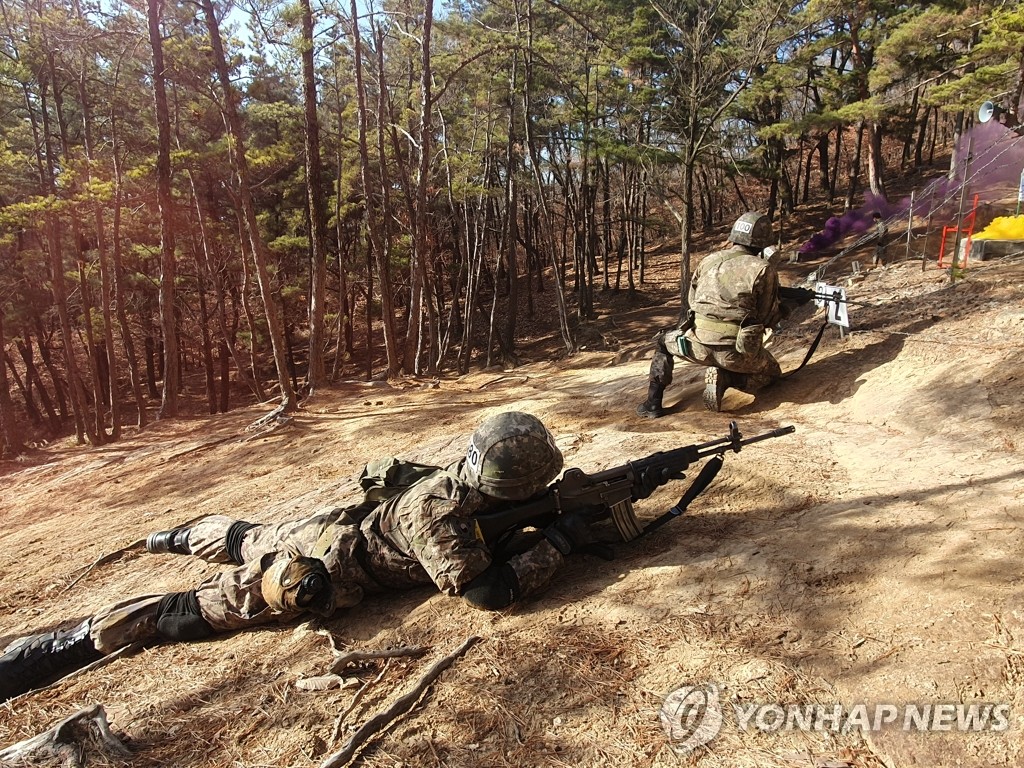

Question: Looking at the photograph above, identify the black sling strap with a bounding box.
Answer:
[782,319,830,379]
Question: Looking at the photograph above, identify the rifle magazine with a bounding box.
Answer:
[611,500,643,542]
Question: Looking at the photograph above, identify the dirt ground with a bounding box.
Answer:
[1,233,1023,767]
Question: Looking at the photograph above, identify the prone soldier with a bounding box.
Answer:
[0,411,599,702]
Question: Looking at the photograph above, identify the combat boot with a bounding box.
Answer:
[635,383,665,419]
[0,620,102,702]
[146,526,192,555]
[702,367,730,412]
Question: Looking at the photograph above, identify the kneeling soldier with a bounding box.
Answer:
[637,212,788,416]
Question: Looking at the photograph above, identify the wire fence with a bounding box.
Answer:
[805,129,1024,284]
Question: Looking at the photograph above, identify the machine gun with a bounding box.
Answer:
[473,422,795,547]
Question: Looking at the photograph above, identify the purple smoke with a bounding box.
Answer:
[799,118,1024,254]
[799,193,897,253]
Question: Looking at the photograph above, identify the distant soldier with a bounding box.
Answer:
[0,412,598,702]
[636,212,796,416]
[871,211,888,267]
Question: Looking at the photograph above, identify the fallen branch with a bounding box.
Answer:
[476,375,529,389]
[246,405,293,432]
[242,415,295,442]
[328,645,426,676]
[319,635,482,768]
[330,660,392,742]
[0,704,131,767]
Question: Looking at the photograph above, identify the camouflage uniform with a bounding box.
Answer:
[0,412,570,702]
[89,463,564,653]
[642,243,784,413]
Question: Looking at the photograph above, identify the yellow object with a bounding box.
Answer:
[973,215,1024,240]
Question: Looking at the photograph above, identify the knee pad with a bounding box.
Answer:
[225,521,260,564]
[156,591,214,642]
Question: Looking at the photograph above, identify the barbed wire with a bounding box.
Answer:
[809,129,1024,283]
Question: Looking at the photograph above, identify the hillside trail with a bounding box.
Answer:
[0,253,1022,768]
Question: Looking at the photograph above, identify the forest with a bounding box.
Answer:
[0,0,1022,454]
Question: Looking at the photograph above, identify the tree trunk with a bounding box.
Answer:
[331,37,351,380]
[5,350,42,426]
[37,78,93,444]
[299,0,329,393]
[678,132,698,318]
[947,110,965,181]
[815,132,830,193]
[32,315,68,422]
[74,0,122,439]
[408,0,439,374]
[0,308,23,457]
[502,49,519,360]
[16,333,59,433]
[199,0,297,412]
[369,21,401,376]
[844,120,864,211]
[236,218,269,401]
[110,102,148,428]
[194,242,217,414]
[51,78,106,441]
[521,0,572,351]
[914,106,931,168]
[349,8,389,378]
[865,120,887,199]
[148,0,179,419]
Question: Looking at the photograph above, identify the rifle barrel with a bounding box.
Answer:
[812,292,874,308]
[746,424,796,442]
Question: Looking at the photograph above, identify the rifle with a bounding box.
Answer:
[779,285,873,308]
[473,422,795,548]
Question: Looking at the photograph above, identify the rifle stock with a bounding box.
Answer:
[474,422,795,547]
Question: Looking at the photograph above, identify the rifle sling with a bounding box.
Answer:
[782,318,829,379]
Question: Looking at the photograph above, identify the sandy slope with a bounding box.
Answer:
[1,255,1022,768]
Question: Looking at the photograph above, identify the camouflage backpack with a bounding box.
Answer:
[356,457,442,506]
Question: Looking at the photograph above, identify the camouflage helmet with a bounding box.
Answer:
[261,547,335,617]
[729,212,773,250]
[461,411,563,501]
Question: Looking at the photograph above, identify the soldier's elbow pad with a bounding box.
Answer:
[156,590,215,642]
[461,564,521,611]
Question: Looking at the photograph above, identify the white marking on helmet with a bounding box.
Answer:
[467,438,483,472]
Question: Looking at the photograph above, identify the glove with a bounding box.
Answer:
[633,467,668,501]
[544,512,597,556]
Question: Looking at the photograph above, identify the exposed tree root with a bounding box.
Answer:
[319,635,481,768]
[61,514,208,594]
[327,645,426,676]
[6,643,145,705]
[0,704,131,767]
